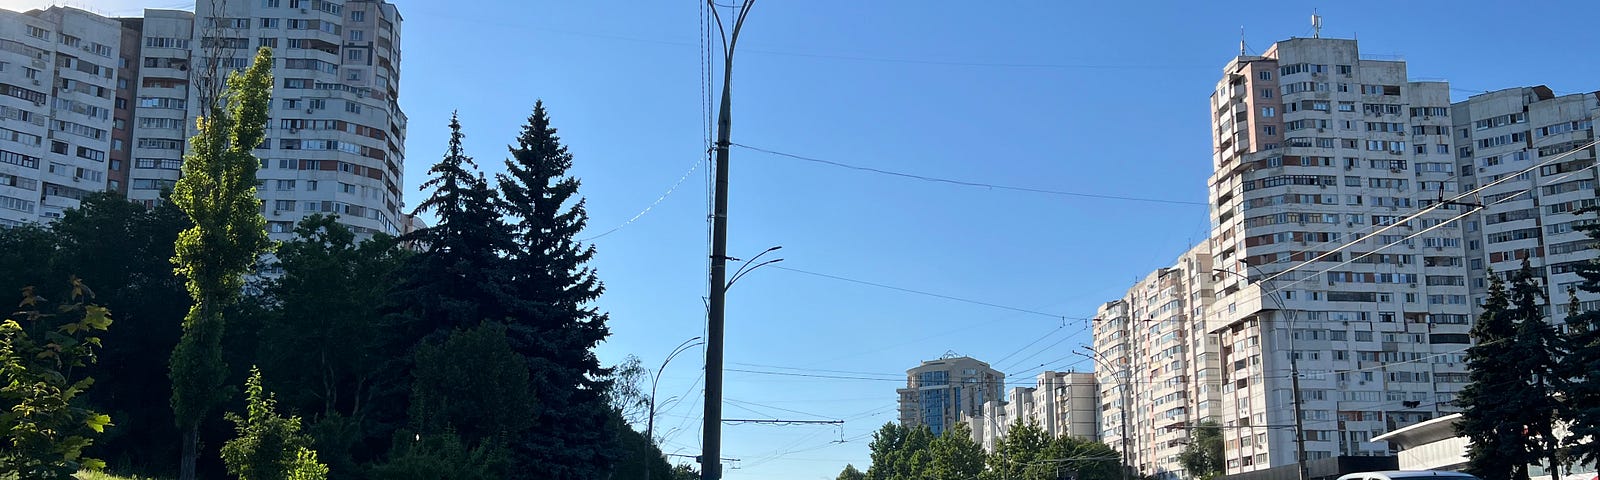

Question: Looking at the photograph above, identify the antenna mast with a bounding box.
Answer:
[1239,26,1246,55]
[1312,11,1322,38]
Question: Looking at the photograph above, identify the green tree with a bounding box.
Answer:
[393,113,516,336]
[367,433,512,480]
[0,279,114,479]
[1178,421,1224,480]
[1504,261,1565,478]
[0,224,55,295]
[1558,204,1600,468]
[167,46,274,480]
[254,214,408,477]
[929,423,985,480]
[863,422,935,480]
[219,367,328,480]
[837,464,866,480]
[1459,271,1530,480]
[406,322,536,447]
[1042,435,1125,480]
[55,192,191,477]
[985,419,1054,480]
[494,100,617,480]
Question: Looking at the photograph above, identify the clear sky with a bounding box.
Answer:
[10,0,1600,478]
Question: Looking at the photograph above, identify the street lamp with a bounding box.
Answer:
[1213,266,1309,480]
[726,245,782,291]
[649,337,705,454]
[1076,347,1132,480]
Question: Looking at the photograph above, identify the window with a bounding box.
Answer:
[1261,89,1272,99]
[309,99,326,110]
[345,101,362,113]
[260,18,280,28]
[1261,106,1275,118]
[1262,125,1276,135]
[26,25,49,40]
[306,180,319,191]
[346,69,364,82]
[276,180,297,191]
[349,30,365,41]
[264,0,280,6]
[259,37,279,48]
[347,49,365,61]
[1258,71,1271,80]
[1336,65,1352,75]
[340,182,356,194]
[351,10,366,22]
[283,99,300,109]
[274,200,295,211]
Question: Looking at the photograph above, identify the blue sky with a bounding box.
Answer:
[12,0,1600,478]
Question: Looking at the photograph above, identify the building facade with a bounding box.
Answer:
[1204,37,1475,475]
[0,6,121,225]
[1094,243,1219,480]
[1451,86,1599,318]
[897,355,1005,436]
[122,0,407,238]
[1,1,406,237]
[965,370,1099,451]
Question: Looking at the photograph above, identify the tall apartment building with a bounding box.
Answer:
[1092,243,1218,480]
[0,6,121,226]
[1451,86,1599,317]
[896,355,1004,436]
[964,370,1099,451]
[121,0,407,238]
[1,1,406,237]
[1204,37,1475,475]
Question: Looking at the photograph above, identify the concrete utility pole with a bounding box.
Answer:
[1076,349,1131,480]
[1215,266,1309,480]
[703,2,755,480]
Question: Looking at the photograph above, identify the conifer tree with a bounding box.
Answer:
[1558,204,1600,467]
[1459,264,1563,480]
[494,101,616,479]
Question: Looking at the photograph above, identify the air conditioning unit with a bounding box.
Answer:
[289,128,299,133]
[306,108,315,114]
[301,8,309,13]
[1391,168,1402,173]
[1345,165,1353,171]
[30,79,39,86]
[1409,283,1418,288]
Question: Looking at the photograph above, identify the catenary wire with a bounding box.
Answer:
[732,143,1209,206]
[580,156,703,241]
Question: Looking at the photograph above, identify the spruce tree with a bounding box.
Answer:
[1458,271,1521,480]
[1459,263,1565,480]
[1558,204,1600,467]
[1505,260,1564,479]
[494,100,616,479]
[395,113,517,336]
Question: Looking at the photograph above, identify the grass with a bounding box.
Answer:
[76,472,168,480]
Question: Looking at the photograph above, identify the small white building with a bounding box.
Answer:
[1373,413,1598,480]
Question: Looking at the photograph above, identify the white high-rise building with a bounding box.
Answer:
[1203,37,1475,475]
[0,6,121,225]
[1093,243,1217,480]
[124,0,407,238]
[1451,86,1599,317]
[897,355,1005,437]
[964,370,1099,451]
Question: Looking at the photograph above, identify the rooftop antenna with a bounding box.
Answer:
[1312,10,1322,38]
[1239,26,1247,55]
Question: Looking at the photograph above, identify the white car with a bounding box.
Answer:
[1336,471,1482,480]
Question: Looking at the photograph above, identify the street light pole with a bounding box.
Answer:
[1215,266,1309,480]
[648,337,704,480]
[1076,348,1131,480]
[703,2,755,480]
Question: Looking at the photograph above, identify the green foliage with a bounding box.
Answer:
[610,410,678,480]
[1459,264,1566,480]
[366,433,512,480]
[985,419,1054,480]
[0,279,114,479]
[1559,204,1600,466]
[0,224,56,295]
[254,215,409,478]
[494,100,617,479]
[219,367,327,480]
[407,322,535,447]
[837,464,865,480]
[928,423,985,480]
[55,193,190,477]
[168,46,275,480]
[1177,421,1223,480]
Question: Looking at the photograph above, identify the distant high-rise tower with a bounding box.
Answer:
[896,355,1004,436]
[1204,37,1473,475]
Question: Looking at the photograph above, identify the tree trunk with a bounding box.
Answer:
[180,426,198,480]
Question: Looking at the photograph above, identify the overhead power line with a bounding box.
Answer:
[770,265,1089,323]
[582,156,704,241]
[732,143,1209,206]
